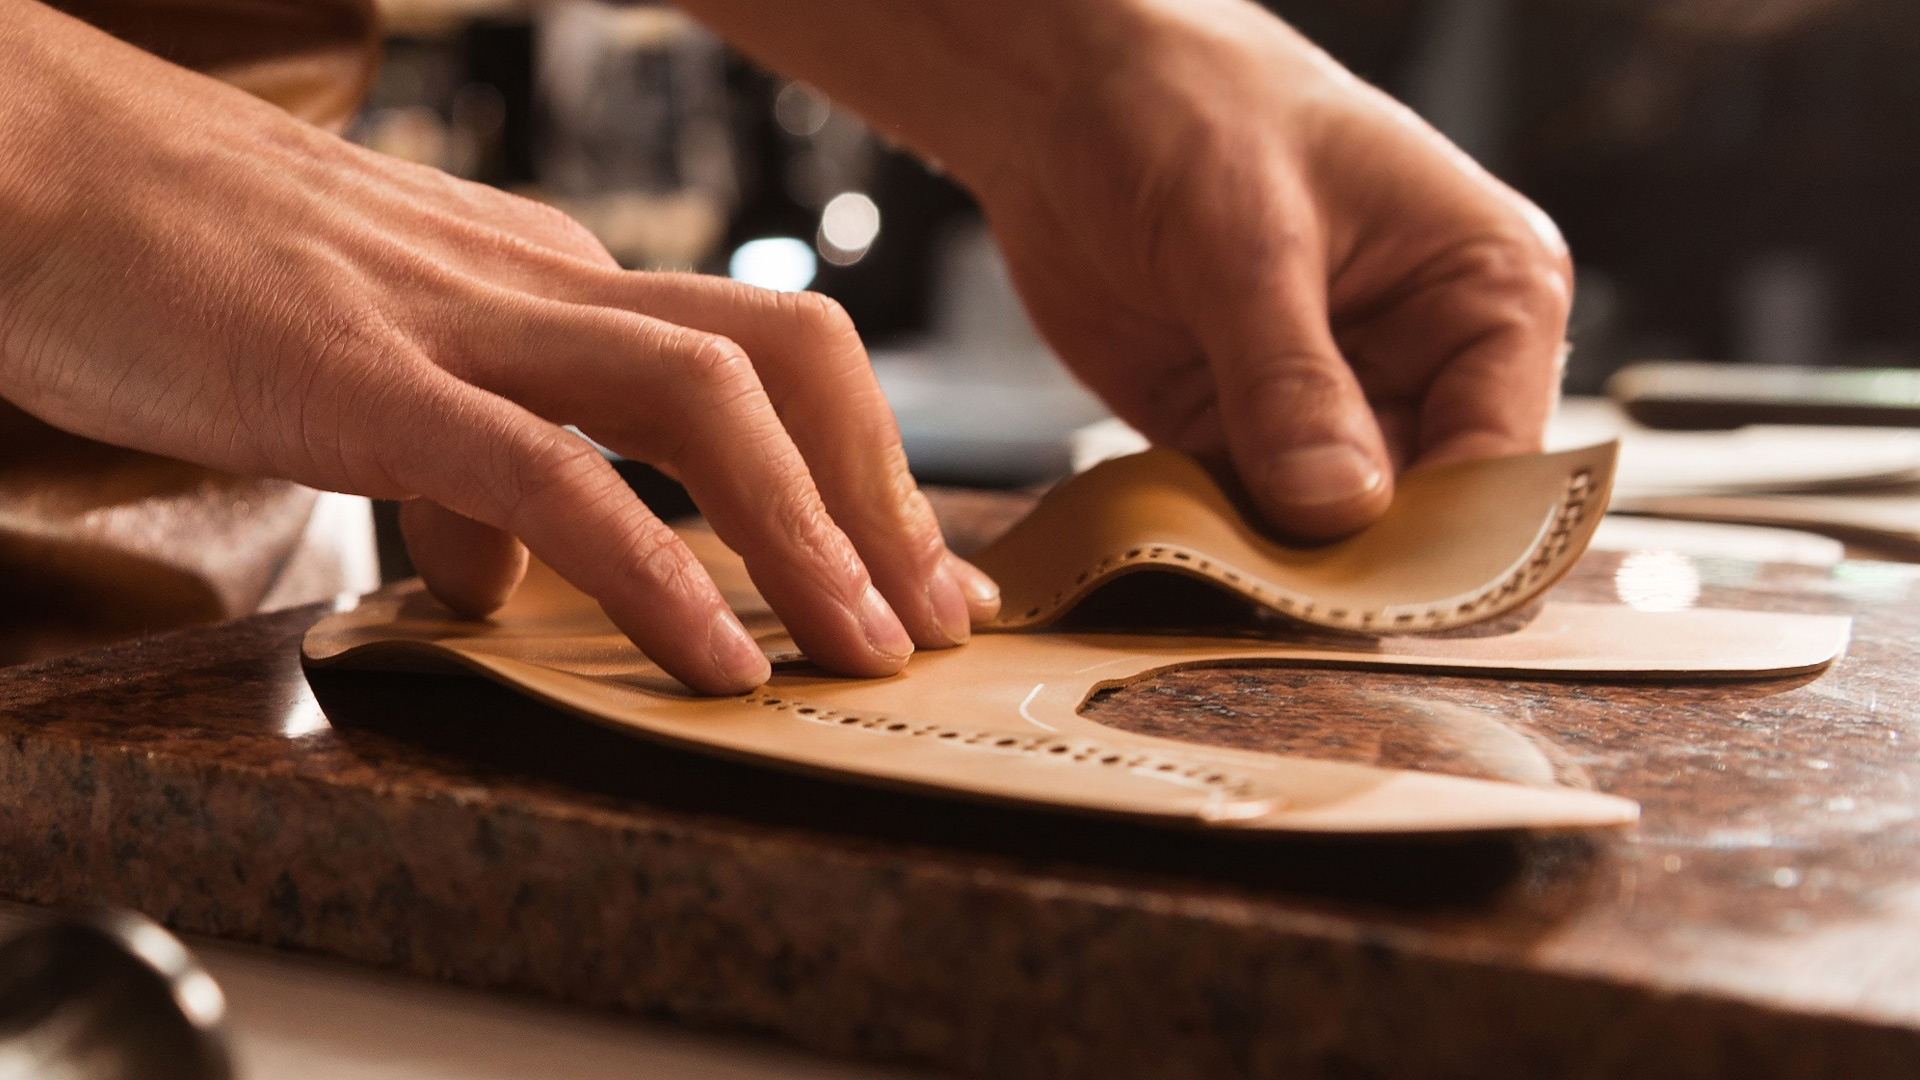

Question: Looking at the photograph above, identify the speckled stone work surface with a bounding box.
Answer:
[4,495,1920,1079]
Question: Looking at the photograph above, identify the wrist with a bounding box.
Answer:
[947,0,1336,203]
[903,0,1153,194]
[0,3,85,388]
[677,0,1209,196]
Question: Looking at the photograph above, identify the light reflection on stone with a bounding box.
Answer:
[282,682,332,738]
[1614,549,1703,612]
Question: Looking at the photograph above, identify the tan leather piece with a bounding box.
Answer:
[0,403,326,663]
[304,510,1851,834]
[973,445,1615,634]
[49,0,380,129]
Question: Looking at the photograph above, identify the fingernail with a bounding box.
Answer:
[946,555,1001,619]
[925,560,971,647]
[1264,444,1384,508]
[708,610,771,691]
[858,583,915,663]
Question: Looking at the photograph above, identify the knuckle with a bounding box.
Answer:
[785,289,859,343]
[307,305,411,373]
[325,375,420,496]
[733,484,844,572]
[279,308,426,493]
[894,485,951,566]
[857,442,944,548]
[624,518,704,595]
[644,329,775,470]
[676,331,759,400]
[1244,351,1349,399]
[534,202,612,260]
[1232,356,1359,435]
[501,426,608,525]
[785,291,875,381]
[768,482,838,554]
[459,177,612,265]
[1453,230,1575,326]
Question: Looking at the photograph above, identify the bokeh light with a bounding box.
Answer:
[774,81,832,138]
[1613,549,1702,612]
[729,236,818,292]
[818,191,880,266]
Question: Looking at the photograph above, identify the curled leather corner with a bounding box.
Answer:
[970,444,1620,635]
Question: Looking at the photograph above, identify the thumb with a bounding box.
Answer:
[1188,253,1394,540]
[399,497,530,617]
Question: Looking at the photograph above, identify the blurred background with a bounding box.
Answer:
[348,0,1920,479]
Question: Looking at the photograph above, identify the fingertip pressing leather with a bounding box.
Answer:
[303,561,1848,834]
[302,441,1856,836]
[945,554,1002,623]
[970,443,1617,634]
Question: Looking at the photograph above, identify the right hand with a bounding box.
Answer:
[0,0,998,694]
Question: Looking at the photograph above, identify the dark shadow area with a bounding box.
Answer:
[1055,570,1545,642]
[373,459,698,584]
[1055,572,1282,636]
[307,665,1603,923]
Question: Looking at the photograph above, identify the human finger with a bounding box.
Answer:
[443,295,918,677]
[575,274,995,643]
[944,551,1002,623]
[1179,223,1395,539]
[368,367,772,694]
[398,497,529,617]
[1326,182,1574,470]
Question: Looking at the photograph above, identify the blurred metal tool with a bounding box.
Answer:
[0,909,232,1080]
[1609,361,1920,431]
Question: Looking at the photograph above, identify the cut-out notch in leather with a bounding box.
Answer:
[970,444,1617,634]
[299,441,1859,835]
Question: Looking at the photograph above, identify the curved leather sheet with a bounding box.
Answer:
[972,444,1617,634]
[304,524,1850,834]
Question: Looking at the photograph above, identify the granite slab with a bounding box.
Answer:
[2,499,1919,1078]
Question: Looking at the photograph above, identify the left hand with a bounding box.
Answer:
[970,1,1572,539]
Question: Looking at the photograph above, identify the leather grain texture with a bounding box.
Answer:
[304,449,1852,834]
[975,444,1616,633]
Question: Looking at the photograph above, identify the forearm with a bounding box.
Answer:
[0,1,124,395]
[673,0,1165,190]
